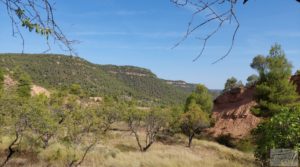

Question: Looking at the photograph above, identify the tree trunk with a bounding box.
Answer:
[142,141,153,152]
[188,133,194,148]
[0,132,19,167]
[131,130,143,152]
[73,140,97,167]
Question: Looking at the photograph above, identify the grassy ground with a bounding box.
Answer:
[0,130,258,167]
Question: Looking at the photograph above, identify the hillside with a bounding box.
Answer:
[0,53,204,104]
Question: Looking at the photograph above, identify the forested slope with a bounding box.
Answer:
[0,54,193,104]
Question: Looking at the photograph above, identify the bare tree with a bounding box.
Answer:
[171,0,300,63]
[0,0,76,54]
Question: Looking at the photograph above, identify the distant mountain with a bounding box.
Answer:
[0,54,220,104]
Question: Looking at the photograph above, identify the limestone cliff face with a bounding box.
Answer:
[207,74,300,139]
[206,87,260,139]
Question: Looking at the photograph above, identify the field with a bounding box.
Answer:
[0,126,258,167]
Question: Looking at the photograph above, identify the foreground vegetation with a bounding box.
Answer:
[0,66,256,166]
[0,130,257,167]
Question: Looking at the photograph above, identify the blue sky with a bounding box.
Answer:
[0,0,299,89]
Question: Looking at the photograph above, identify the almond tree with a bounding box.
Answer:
[181,84,212,147]
[181,101,210,147]
[62,105,102,167]
[126,107,168,152]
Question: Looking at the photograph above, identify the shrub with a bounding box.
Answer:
[252,107,300,165]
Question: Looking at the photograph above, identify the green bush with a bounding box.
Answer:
[252,107,300,165]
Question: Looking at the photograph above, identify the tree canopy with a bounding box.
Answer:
[181,84,212,147]
[184,84,213,114]
[251,44,299,116]
[223,77,243,92]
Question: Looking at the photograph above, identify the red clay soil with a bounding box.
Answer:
[206,87,260,139]
[291,74,300,94]
[206,74,300,140]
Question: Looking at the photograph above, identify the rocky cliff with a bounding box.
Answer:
[207,74,300,139]
[206,87,260,139]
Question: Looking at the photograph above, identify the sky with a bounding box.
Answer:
[0,0,299,89]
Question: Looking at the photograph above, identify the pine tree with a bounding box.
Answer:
[252,44,299,116]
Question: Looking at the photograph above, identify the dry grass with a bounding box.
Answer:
[0,131,258,167]
[81,131,257,167]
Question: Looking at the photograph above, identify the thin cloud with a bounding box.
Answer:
[72,10,149,17]
[286,49,300,55]
[266,31,300,38]
[114,10,148,16]
[72,31,184,38]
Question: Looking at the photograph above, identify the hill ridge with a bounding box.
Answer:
[0,53,207,104]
